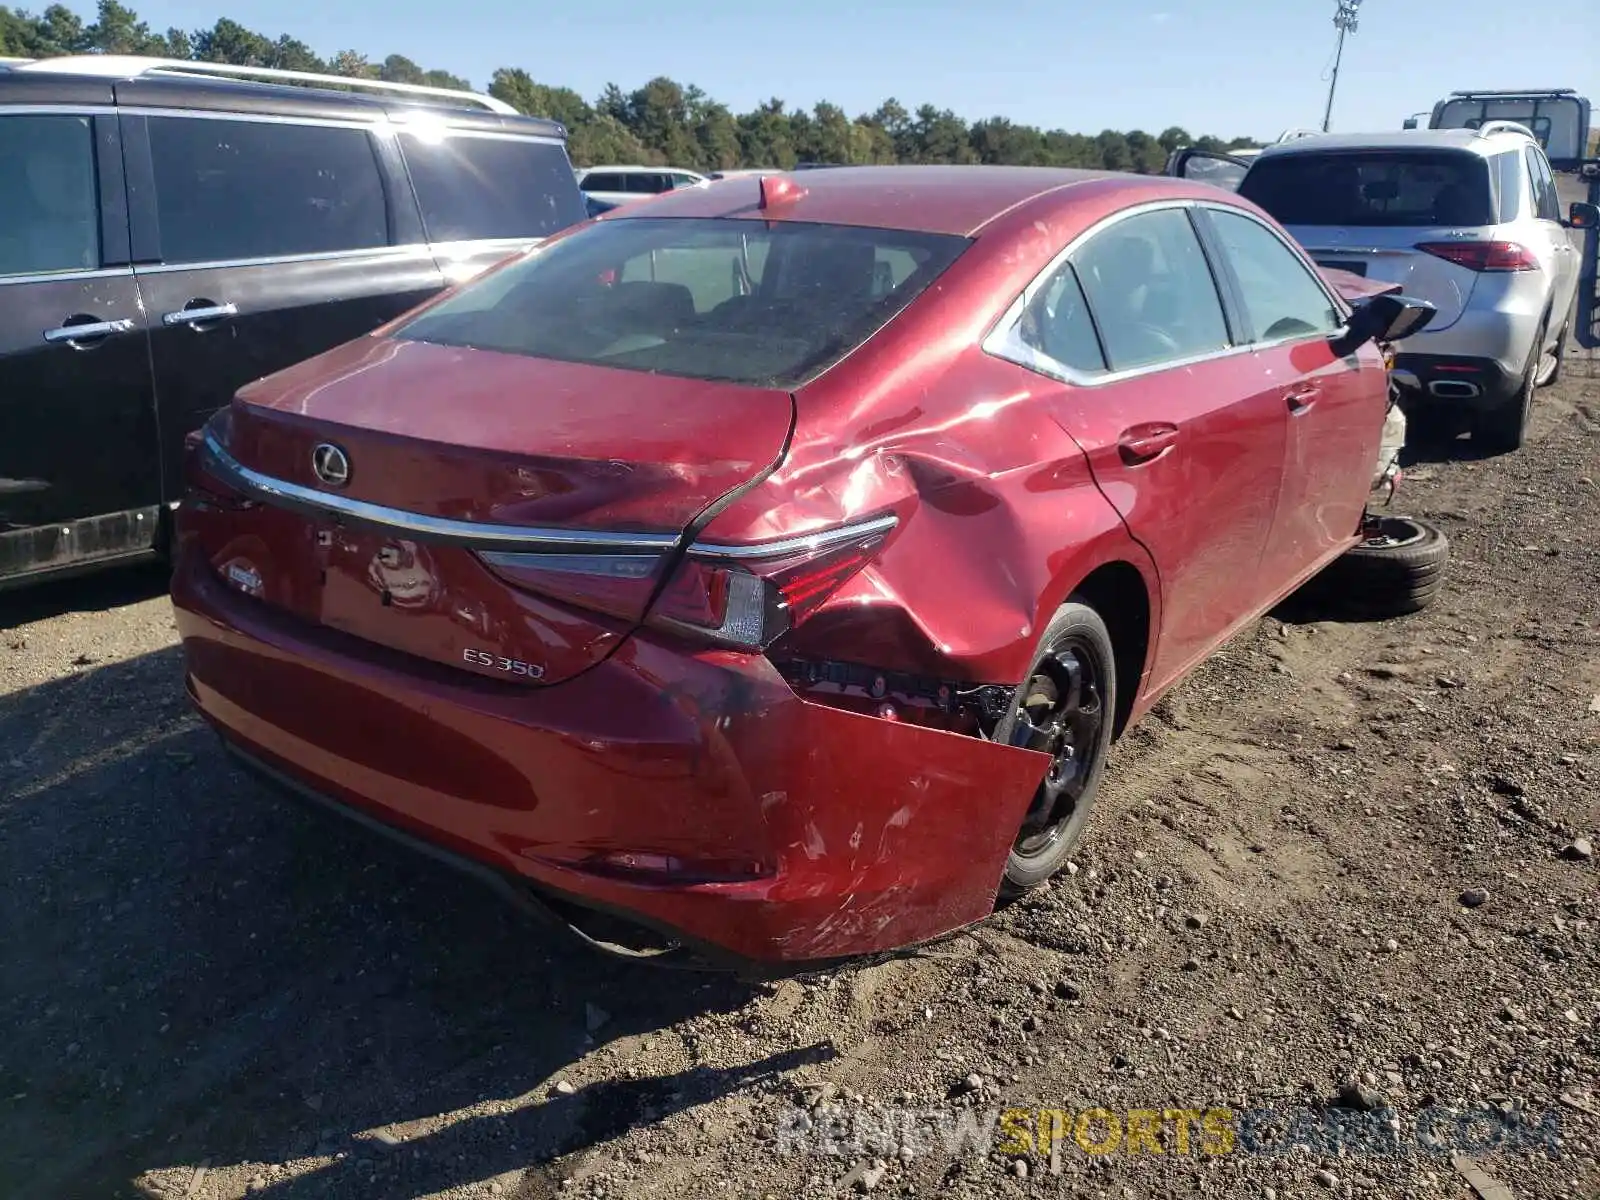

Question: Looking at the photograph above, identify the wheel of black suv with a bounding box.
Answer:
[994,601,1116,897]
[1475,319,1544,454]
[1298,516,1450,621]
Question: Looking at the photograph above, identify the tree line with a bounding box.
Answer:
[2,2,1261,171]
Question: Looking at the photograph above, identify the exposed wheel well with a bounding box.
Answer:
[1071,562,1150,740]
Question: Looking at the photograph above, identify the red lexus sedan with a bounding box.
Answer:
[172,166,1433,969]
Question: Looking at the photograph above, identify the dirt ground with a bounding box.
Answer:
[4,270,1599,1200]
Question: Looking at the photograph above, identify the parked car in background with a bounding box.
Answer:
[0,55,587,590]
[574,165,706,209]
[172,165,1436,969]
[1173,125,1597,451]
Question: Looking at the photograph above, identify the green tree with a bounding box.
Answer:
[1157,126,1191,154]
[191,17,270,65]
[1095,129,1132,171]
[689,88,741,171]
[737,97,797,170]
[328,49,375,79]
[84,0,170,54]
[379,53,424,84]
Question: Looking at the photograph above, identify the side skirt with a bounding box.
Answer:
[0,505,165,592]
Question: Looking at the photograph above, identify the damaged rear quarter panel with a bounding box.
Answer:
[702,309,1160,689]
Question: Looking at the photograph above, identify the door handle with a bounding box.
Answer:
[162,301,238,327]
[1285,385,1320,414]
[1116,422,1180,465]
[42,317,136,346]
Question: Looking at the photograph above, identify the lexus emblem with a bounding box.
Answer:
[311,443,350,488]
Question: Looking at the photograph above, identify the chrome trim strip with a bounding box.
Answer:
[135,243,436,276]
[0,266,132,288]
[118,105,387,131]
[391,126,566,147]
[690,514,899,561]
[0,104,112,116]
[201,431,680,553]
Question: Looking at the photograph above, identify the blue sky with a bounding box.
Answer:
[95,0,1598,140]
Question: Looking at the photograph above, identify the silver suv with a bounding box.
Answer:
[1174,125,1595,452]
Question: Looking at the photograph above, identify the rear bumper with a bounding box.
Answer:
[1394,302,1540,389]
[1391,352,1523,409]
[170,548,1046,967]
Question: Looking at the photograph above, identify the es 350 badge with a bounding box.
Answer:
[462,647,544,679]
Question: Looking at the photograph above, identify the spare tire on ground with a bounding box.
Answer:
[1289,515,1450,621]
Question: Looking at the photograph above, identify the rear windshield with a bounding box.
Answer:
[1239,151,1494,227]
[394,217,969,388]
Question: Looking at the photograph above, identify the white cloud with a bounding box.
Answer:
[1150,11,1172,22]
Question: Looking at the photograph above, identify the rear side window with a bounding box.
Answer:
[395,217,969,388]
[1012,262,1106,374]
[1073,209,1230,371]
[0,113,99,277]
[1494,151,1524,222]
[148,116,388,264]
[579,172,622,193]
[400,134,587,243]
[1239,152,1494,227]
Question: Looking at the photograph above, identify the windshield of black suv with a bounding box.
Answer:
[395,217,970,389]
[1239,150,1495,227]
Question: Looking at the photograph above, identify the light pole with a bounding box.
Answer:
[1322,0,1363,133]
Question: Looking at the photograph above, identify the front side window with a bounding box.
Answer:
[1206,209,1341,342]
[1073,208,1230,371]
[148,116,388,265]
[1240,151,1494,227]
[0,114,100,277]
[401,133,587,242]
[396,217,968,388]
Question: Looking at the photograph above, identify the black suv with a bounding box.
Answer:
[0,56,588,589]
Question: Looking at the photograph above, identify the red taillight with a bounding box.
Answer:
[1415,241,1540,272]
[647,518,896,650]
[476,514,896,651]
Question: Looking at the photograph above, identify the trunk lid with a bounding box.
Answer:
[1286,224,1482,331]
[198,336,792,684]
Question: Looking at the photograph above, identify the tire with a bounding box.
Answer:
[1475,319,1543,454]
[994,601,1117,896]
[1296,516,1449,620]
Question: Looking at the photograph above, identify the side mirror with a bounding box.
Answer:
[1568,201,1599,230]
[1401,116,1419,130]
[1329,293,1436,357]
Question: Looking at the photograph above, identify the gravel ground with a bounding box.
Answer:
[4,269,1598,1198]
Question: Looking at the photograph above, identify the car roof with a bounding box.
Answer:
[0,55,565,136]
[1255,128,1527,159]
[605,164,1176,237]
